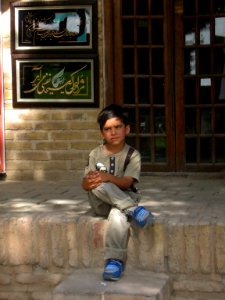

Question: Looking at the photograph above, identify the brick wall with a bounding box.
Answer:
[1,0,104,181]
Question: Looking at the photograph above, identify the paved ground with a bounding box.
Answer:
[0,174,225,224]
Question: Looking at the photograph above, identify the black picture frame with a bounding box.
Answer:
[10,0,97,52]
[12,54,99,107]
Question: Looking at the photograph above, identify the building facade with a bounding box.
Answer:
[1,0,225,180]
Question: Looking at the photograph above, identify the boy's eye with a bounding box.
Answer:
[103,124,123,132]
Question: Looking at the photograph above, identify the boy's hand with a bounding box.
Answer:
[82,170,134,191]
[82,171,102,190]
[97,171,110,182]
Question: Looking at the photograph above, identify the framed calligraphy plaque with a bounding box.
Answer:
[10,0,97,52]
[12,55,99,107]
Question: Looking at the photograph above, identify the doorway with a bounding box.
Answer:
[106,0,225,172]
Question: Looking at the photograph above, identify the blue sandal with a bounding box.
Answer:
[132,206,154,228]
[102,259,124,281]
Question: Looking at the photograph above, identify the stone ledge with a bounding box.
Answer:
[52,268,171,300]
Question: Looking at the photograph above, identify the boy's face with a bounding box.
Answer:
[101,117,130,147]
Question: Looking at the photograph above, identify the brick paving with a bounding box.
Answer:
[0,174,225,224]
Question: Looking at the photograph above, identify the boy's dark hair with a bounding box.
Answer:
[97,104,129,130]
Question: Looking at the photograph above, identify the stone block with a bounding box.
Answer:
[0,292,28,300]
[215,224,225,274]
[35,122,69,130]
[31,291,52,300]
[35,142,68,150]
[5,141,32,150]
[50,131,85,140]
[51,219,67,268]
[7,216,34,265]
[173,279,224,293]
[36,216,51,268]
[52,269,171,300]
[199,224,214,273]
[168,224,185,273]
[66,222,79,268]
[15,131,48,140]
[0,273,11,285]
[0,218,7,264]
[16,273,63,285]
[184,224,200,273]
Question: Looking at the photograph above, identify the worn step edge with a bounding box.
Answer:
[52,268,171,300]
[171,291,225,300]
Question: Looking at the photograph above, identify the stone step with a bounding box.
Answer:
[52,268,171,300]
[1,213,224,275]
[171,278,225,300]
[171,291,225,300]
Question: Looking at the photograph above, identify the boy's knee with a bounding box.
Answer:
[92,182,115,194]
[108,208,128,224]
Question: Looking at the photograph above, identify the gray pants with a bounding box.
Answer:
[88,182,140,262]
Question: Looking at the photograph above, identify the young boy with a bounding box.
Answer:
[82,104,153,281]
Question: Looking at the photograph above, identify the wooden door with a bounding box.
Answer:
[107,0,225,172]
[175,0,225,171]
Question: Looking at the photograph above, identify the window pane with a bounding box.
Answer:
[152,48,164,74]
[215,138,225,162]
[213,0,225,13]
[151,0,164,15]
[137,19,149,45]
[184,79,196,104]
[154,109,165,134]
[184,19,196,46]
[199,78,211,104]
[123,49,134,74]
[152,78,164,104]
[199,19,210,45]
[140,137,151,162]
[123,78,135,104]
[138,78,150,104]
[214,48,224,73]
[155,137,166,162]
[215,77,225,102]
[215,17,225,43]
[122,0,133,15]
[215,108,225,133]
[217,76,225,101]
[126,108,136,133]
[137,0,148,15]
[200,138,211,162]
[199,48,211,74]
[200,109,211,133]
[152,19,163,45]
[184,49,196,75]
[122,19,134,45]
[139,108,150,133]
[198,0,211,14]
[184,0,196,16]
[185,108,196,133]
[138,48,149,74]
[186,138,197,163]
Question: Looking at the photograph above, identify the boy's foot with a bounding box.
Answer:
[128,206,154,228]
[102,259,124,281]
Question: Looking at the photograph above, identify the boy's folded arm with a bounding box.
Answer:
[100,172,134,190]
